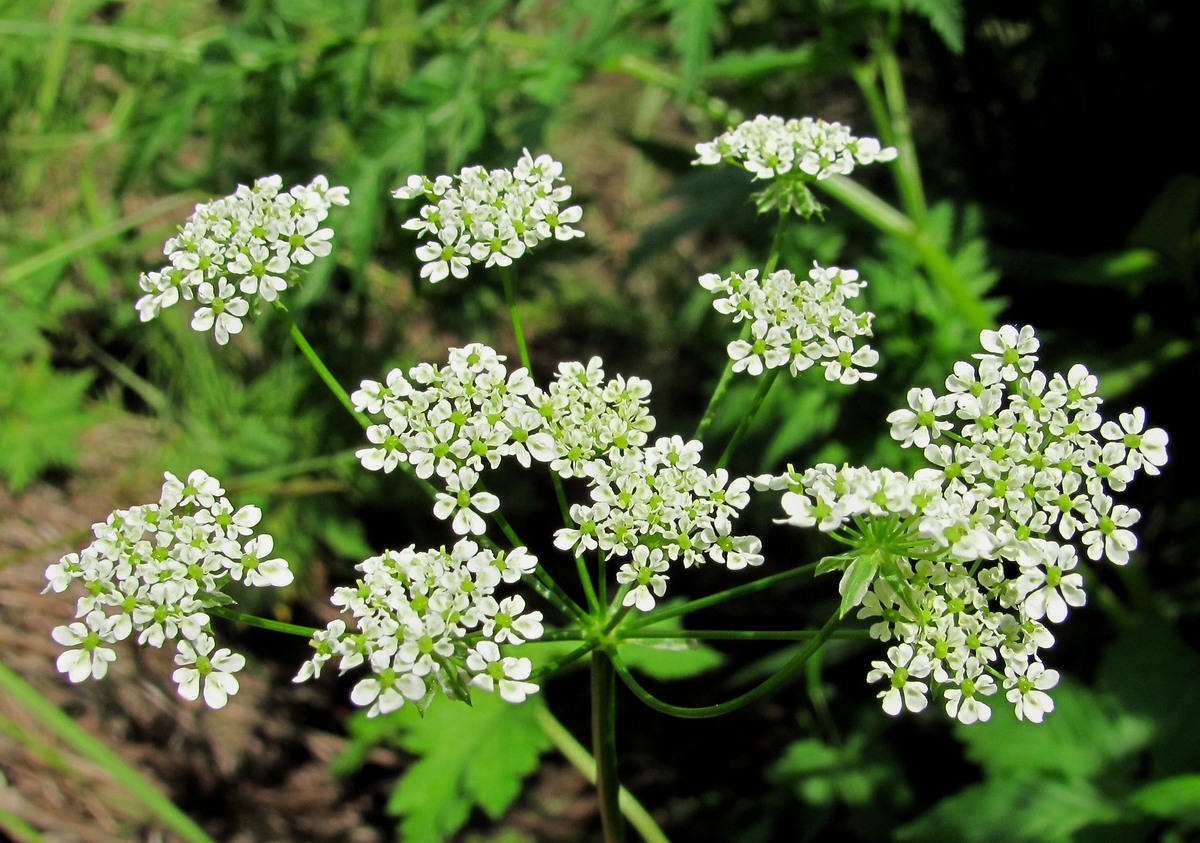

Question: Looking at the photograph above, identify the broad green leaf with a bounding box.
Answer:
[385,694,551,843]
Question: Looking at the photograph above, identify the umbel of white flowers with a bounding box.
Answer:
[135,175,349,344]
[758,325,1168,724]
[394,149,583,283]
[44,470,293,709]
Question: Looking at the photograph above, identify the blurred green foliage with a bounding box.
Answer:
[2,0,1197,841]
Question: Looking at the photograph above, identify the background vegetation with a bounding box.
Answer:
[1,1,1197,841]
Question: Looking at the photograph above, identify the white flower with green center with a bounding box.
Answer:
[1004,660,1059,722]
[866,643,932,715]
[52,611,120,682]
[616,546,671,611]
[191,278,249,346]
[433,467,500,536]
[467,641,539,703]
[172,633,245,709]
[943,661,996,724]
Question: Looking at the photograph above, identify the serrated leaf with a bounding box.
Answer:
[386,694,551,843]
[896,776,1122,843]
[0,357,96,490]
[955,679,1151,781]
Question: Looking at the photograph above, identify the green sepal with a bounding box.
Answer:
[837,553,880,619]
[878,553,922,621]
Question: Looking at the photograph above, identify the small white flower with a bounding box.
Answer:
[467,641,539,703]
[172,633,246,709]
[1004,660,1059,723]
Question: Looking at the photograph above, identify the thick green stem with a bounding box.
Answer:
[611,610,842,718]
[592,651,626,843]
[535,706,670,843]
[0,659,216,843]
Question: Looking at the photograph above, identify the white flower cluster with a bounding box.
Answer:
[294,539,543,715]
[394,149,583,283]
[762,325,1168,724]
[44,470,293,709]
[700,264,879,384]
[353,346,761,615]
[135,175,349,344]
[694,115,897,181]
[556,435,764,612]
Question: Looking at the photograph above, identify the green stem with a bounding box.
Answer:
[498,264,532,372]
[208,607,318,637]
[715,368,780,470]
[0,659,217,843]
[535,706,670,843]
[619,628,868,641]
[693,212,788,446]
[592,651,626,843]
[872,32,927,223]
[814,176,993,334]
[610,610,842,718]
[530,641,597,679]
[692,325,746,445]
[274,303,370,429]
[532,563,591,624]
[575,554,602,616]
[625,562,819,631]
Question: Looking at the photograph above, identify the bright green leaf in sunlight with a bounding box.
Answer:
[383,693,550,843]
[0,356,96,491]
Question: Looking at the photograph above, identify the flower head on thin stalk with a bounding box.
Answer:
[695,115,897,216]
[135,175,349,344]
[760,325,1167,723]
[395,149,583,283]
[294,539,543,715]
[700,263,879,384]
[44,469,294,709]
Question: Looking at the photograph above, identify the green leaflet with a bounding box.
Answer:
[352,694,552,843]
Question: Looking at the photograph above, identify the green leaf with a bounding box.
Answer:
[384,694,551,843]
[956,679,1151,782]
[836,553,879,618]
[896,776,1123,843]
[900,0,964,54]
[0,356,96,491]
[1128,775,1200,826]
[665,0,724,95]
